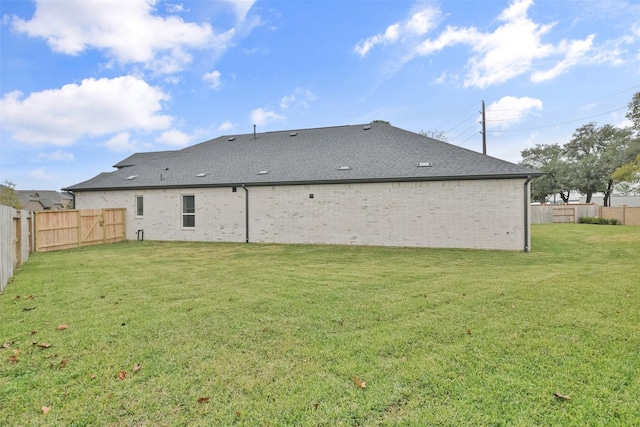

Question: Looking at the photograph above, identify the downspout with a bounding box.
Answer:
[242,184,249,243]
[523,176,533,252]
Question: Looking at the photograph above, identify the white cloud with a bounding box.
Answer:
[218,121,237,131]
[11,0,236,74]
[38,150,75,162]
[105,132,138,152]
[0,76,172,145]
[166,3,187,13]
[30,167,54,180]
[225,0,257,22]
[250,108,284,127]
[530,35,595,83]
[355,6,440,57]
[203,70,222,89]
[361,0,604,87]
[279,87,317,110]
[486,96,543,130]
[155,129,192,147]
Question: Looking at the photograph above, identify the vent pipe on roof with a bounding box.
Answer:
[253,124,256,140]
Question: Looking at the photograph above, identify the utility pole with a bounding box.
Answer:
[481,100,487,155]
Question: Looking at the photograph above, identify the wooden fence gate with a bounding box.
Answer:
[34,208,125,252]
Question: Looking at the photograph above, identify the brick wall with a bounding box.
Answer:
[75,178,528,250]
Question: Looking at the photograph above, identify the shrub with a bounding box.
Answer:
[578,216,618,225]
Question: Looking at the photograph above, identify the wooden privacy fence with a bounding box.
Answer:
[34,208,126,252]
[531,204,640,226]
[1,206,31,292]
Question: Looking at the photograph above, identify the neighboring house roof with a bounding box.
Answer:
[64,123,543,191]
[16,190,73,210]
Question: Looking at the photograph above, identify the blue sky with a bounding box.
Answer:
[1,0,639,191]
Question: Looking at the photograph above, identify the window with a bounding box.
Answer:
[135,195,144,217]
[182,195,195,228]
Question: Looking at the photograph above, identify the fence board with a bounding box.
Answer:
[1,206,30,291]
[35,208,125,252]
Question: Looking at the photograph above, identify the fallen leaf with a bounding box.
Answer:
[466,329,472,335]
[26,295,35,300]
[31,330,38,335]
[38,343,52,348]
[13,348,21,354]
[9,355,18,363]
[133,364,141,372]
[59,359,69,368]
[15,295,20,299]
[57,324,69,331]
[41,406,51,414]
[197,397,210,403]
[118,371,126,380]
[313,403,319,410]
[353,376,367,388]
[262,327,269,332]
[90,374,97,380]
[2,343,10,349]
[554,392,570,400]
[235,411,241,418]
[23,306,36,312]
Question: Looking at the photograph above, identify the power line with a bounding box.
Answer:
[486,105,627,133]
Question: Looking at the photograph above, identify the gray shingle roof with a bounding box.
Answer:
[63,123,542,191]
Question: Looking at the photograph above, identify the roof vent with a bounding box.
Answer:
[417,162,433,167]
[228,137,236,141]
[196,173,207,177]
[363,125,371,130]
[337,166,352,170]
[290,132,297,136]
[125,175,137,180]
[257,170,269,175]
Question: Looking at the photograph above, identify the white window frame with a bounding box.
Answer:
[135,195,144,218]
[181,194,195,228]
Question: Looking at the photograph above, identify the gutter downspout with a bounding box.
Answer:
[523,176,533,252]
[242,184,249,243]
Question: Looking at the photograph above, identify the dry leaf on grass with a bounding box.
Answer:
[59,359,69,368]
[554,392,570,400]
[118,371,126,380]
[2,343,10,349]
[353,376,367,388]
[133,364,141,372]
[41,406,51,414]
[90,374,97,380]
[197,397,210,403]
[37,343,52,348]
[57,324,69,331]
[9,355,18,363]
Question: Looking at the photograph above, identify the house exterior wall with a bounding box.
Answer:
[74,178,528,250]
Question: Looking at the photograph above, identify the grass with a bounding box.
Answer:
[1,224,639,426]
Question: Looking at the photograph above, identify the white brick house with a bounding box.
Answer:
[64,123,542,251]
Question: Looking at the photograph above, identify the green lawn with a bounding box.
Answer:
[1,224,639,426]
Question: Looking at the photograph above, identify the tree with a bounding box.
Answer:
[598,125,639,205]
[627,92,640,131]
[564,123,610,204]
[520,143,571,203]
[419,129,449,142]
[0,181,22,209]
[612,153,640,183]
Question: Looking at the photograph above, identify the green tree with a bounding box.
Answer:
[612,154,640,183]
[627,92,640,131]
[0,180,22,209]
[564,123,611,204]
[520,143,571,203]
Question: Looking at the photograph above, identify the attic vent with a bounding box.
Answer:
[257,170,269,175]
[125,175,138,180]
[417,162,433,167]
[363,125,371,130]
[228,137,236,141]
[290,132,297,137]
[196,173,207,177]
[337,165,352,170]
